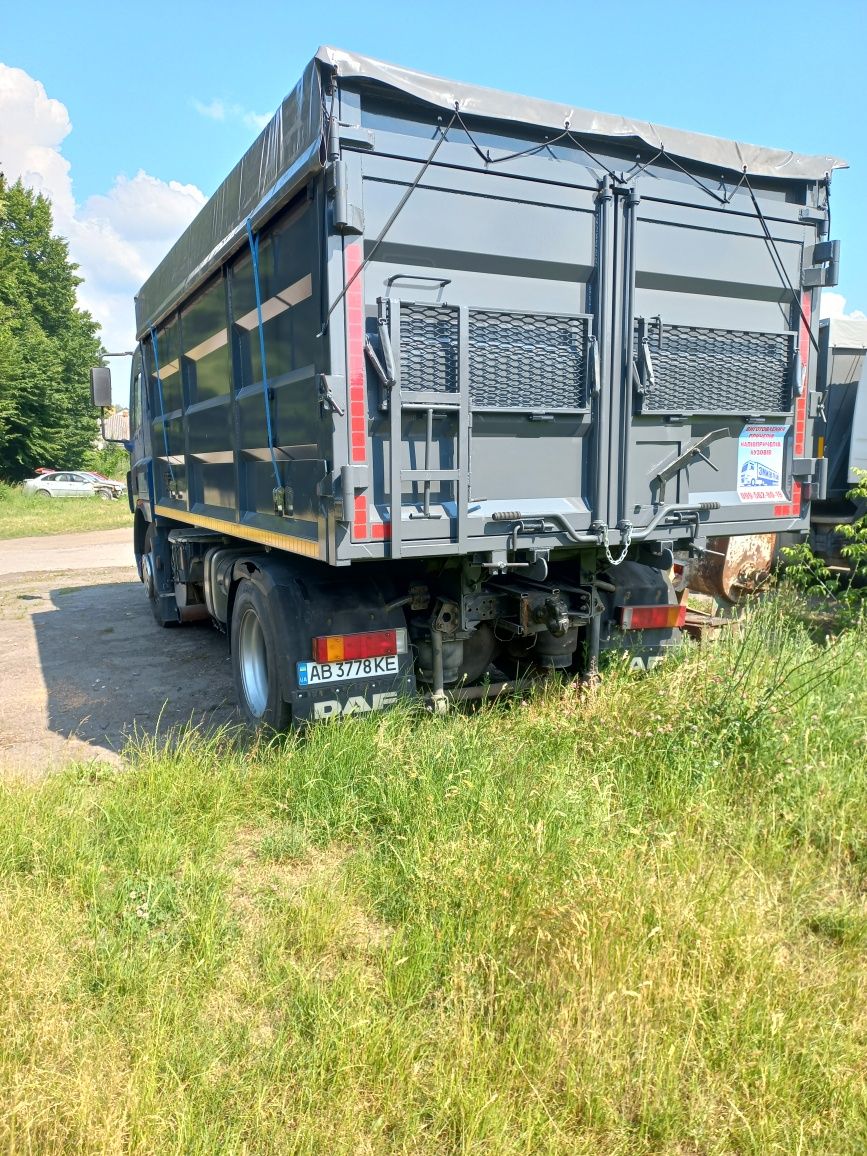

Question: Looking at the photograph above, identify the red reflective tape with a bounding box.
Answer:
[794,291,811,457]
[345,241,368,470]
[773,291,811,521]
[370,522,391,540]
[351,492,368,541]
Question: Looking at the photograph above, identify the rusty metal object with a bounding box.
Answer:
[688,534,777,603]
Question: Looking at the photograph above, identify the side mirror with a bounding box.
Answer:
[90,366,112,407]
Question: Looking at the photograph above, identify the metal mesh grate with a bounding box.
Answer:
[469,310,589,409]
[397,303,590,409]
[399,303,459,393]
[637,321,796,414]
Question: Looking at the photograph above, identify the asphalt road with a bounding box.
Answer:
[0,529,238,779]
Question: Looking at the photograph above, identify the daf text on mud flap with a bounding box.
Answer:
[313,692,400,719]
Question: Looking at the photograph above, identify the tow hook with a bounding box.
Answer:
[534,593,570,637]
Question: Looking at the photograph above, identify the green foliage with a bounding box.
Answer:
[837,468,867,572]
[84,442,128,479]
[781,470,867,626]
[0,609,865,1152]
[0,173,103,482]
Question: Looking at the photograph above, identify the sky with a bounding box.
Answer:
[1,0,865,399]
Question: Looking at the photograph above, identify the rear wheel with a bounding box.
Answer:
[230,580,292,731]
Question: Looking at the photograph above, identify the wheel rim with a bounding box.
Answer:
[238,607,269,718]
[143,550,156,600]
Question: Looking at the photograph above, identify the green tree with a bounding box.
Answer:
[0,173,103,482]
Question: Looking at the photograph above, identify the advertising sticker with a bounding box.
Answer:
[736,424,788,503]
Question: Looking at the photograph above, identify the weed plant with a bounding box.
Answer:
[782,470,867,630]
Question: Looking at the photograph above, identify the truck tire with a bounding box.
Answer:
[143,524,178,628]
[230,580,292,731]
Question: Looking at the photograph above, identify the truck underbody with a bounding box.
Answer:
[139,516,686,724]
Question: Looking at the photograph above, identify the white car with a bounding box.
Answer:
[23,470,120,500]
[80,472,126,499]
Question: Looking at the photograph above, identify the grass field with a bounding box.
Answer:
[0,483,132,539]
[0,599,865,1154]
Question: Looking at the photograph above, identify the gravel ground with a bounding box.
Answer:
[0,530,238,779]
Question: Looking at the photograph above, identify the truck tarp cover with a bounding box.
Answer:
[135,46,847,337]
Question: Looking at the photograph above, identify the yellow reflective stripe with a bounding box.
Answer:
[153,504,320,558]
[817,436,825,458]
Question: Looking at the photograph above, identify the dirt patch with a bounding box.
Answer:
[0,556,238,780]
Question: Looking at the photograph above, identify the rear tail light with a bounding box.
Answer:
[620,604,687,630]
[312,628,408,663]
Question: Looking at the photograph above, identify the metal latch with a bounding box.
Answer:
[318,373,345,416]
[272,486,293,517]
[652,427,732,503]
[587,334,601,396]
[633,316,660,397]
[640,340,657,392]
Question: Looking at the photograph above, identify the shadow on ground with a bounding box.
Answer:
[1,572,239,773]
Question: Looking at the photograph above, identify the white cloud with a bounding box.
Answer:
[820,291,866,322]
[193,97,228,121]
[0,63,206,377]
[193,96,271,132]
[0,63,74,220]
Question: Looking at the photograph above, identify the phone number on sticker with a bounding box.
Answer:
[297,654,400,686]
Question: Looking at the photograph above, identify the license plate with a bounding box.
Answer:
[296,653,400,687]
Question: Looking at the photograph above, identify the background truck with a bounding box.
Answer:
[91,47,844,727]
[809,316,867,565]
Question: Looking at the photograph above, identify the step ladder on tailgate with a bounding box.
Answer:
[382,298,471,558]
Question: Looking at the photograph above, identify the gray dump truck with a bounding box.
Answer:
[91,47,844,726]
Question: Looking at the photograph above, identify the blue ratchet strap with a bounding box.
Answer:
[245,217,282,491]
[147,326,176,489]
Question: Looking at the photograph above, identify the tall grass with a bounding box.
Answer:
[0,600,865,1153]
[0,483,132,539]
